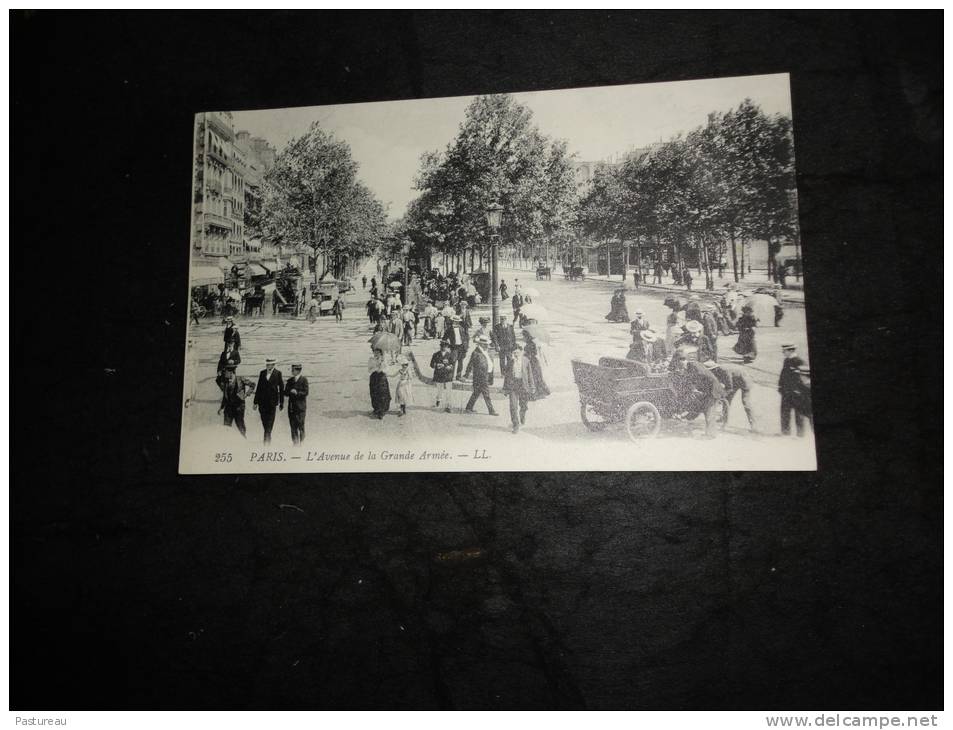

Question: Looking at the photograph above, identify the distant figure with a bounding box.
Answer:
[362,274,367,290]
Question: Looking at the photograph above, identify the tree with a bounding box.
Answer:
[406,94,576,270]
[260,122,387,283]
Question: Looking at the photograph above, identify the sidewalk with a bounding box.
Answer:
[499,263,806,306]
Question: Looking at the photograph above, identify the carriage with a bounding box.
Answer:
[571,356,727,441]
[563,264,586,281]
[535,265,552,280]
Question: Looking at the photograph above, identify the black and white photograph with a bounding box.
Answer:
[182,74,816,473]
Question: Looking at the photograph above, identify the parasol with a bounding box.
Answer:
[521,323,551,345]
[744,292,779,323]
[519,302,548,321]
[368,332,401,353]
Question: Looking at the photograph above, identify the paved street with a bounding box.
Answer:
[181,261,815,472]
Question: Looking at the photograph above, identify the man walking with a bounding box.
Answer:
[653,260,663,284]
[218,364,252,437]
[445,314,469,380]
[463,335,499,416]
[492,313,517,373]
[705,359,757,432]
[430,339,456,413]
[503,342,529,433]
[284,363,309,445]
[362,274,367,290]
[779,343,808,436]
[223,316,241,352]
[253,357,284,444]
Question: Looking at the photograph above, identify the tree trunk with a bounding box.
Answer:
[740,237,746,280]
[729,232,739,283]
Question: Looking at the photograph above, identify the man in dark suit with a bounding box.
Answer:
[223,316,241,352]
[672,349,724,438]
[444,314,469,380]
[284,363,309,445]
[253,358,284,443]
[492,314,517,373]
[779,344,808,436]
[463,335,499,416]
[218,364,252,437]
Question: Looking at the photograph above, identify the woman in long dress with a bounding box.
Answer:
[394,357,413,416]
[605,289,630,322]
[733,304,759,363]
[368,349,392,419]
[521,333,551,401]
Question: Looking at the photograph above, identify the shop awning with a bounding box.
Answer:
[217,257,234,270]
[191,265,224,286]
[260,260,278,272]
[247,263,269,277]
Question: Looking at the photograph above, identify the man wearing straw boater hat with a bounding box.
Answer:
[463,334,499,417]
[253,357,284,444]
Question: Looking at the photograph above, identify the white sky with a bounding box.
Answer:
[230,73,792,220]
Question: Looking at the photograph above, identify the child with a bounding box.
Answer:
[395,356,413,416]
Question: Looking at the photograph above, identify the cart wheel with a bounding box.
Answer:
[625,401,661,441]
[580,402,610,431]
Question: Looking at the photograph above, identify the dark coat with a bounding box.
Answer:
[220,375,252,411]
[217,349,241,372]
[492,323,517,353]
[733,313,759,358]
[778,356,805,397]
[444,322,469,349]
[369,370,391,412]
[686,361,725,401]
[253,369,284,410]
[224,325,241,350]
[284,375,309,413]
[464,348,494,388]
[430,349,456,383]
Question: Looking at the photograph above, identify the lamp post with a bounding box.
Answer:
[485,202,504,328]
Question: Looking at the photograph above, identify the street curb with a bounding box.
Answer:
[499,267,806,308]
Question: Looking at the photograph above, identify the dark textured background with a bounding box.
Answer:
[11,11,942,709]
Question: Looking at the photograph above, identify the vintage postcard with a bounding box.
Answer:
[180,73,816,473]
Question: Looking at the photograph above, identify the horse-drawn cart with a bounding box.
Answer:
[535,265,552,280]
[571,357,727,441]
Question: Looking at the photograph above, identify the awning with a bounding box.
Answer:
[191,265,224,286]
[217,257,234,271]
[247,263,269,277]
[260,260,278,272]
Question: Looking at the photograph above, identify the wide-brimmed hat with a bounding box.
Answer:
[640,330,657,343]
[291,363,302,370]
[474,334,490,345]
[782,343,796,351]
[265,357,276,365]
[702,359,718,369]
[634,309,644,316]
[479,316,490,324]
[684,320,704,334]
[450,314,462,321]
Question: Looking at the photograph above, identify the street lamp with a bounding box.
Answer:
[485,202,504,328]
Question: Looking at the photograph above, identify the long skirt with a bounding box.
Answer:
[522,355,551,401]
[733,329,757,360]
[369,371,391,414]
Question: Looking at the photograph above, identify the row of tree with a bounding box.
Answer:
[399,94,798,286]
[399,94,578,274]
[576,99,798,286]
[252,123,388,283]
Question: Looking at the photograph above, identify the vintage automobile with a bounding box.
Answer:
[571,356,727,441]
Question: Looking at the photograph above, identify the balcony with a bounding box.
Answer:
[204,212,231,231]
[206,112,234,141]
